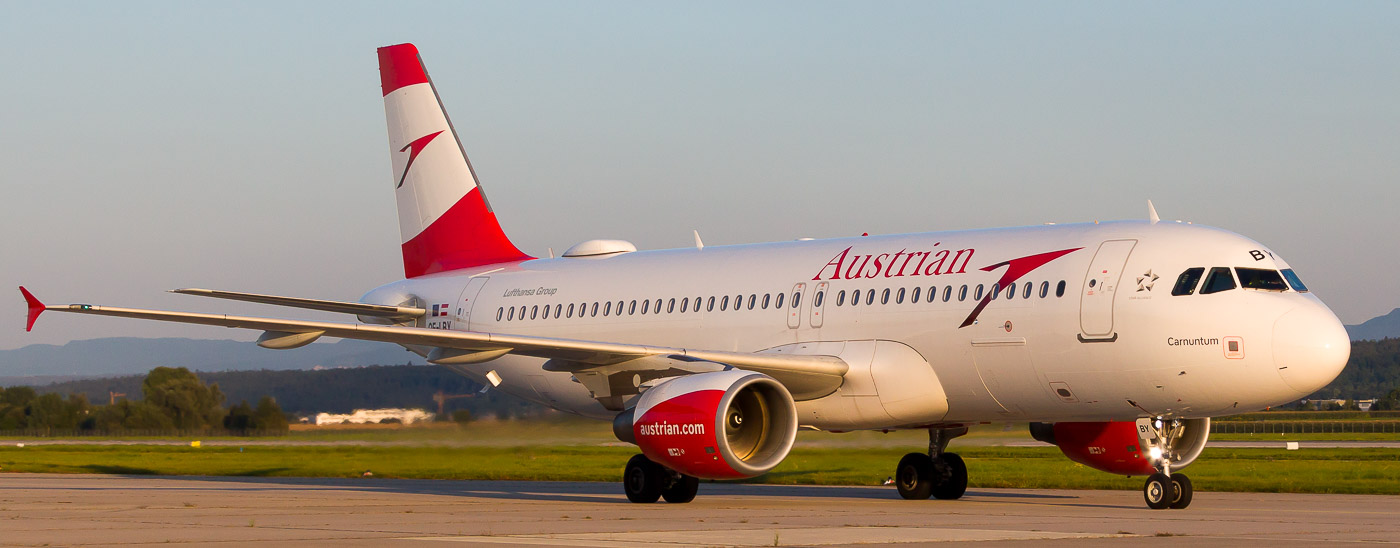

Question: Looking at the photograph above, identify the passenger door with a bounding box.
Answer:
[457,276,490,331]
[1079,240,1137,340]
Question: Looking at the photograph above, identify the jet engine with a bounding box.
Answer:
[1029,418,1210,476]
[614,370,798,480]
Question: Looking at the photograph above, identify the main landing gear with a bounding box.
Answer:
[623,454,700,503]
[896,427,969,500]
[1139,417,1193,510]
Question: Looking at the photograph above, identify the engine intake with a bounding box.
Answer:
[615,370,797,479]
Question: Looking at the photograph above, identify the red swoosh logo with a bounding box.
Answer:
[396,130,445,189]
[959,247,1082,328]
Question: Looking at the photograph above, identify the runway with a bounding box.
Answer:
[2,474,1397,546]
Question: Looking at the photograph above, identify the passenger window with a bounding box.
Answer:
[1055,281,1066,297]
[567,303,575,318]
[630,300,638,315]
[640,300,648,314]
[852,289,861,306]
[1022,282,1032,299]
[958,285,968,301]
[555,304,562,318]
[775,293,784,309]
[881,288,891,305]
[707,297,715,312]
[497,307,504,321]
[1006,282,1015,300]
[990,283,999,299]
[973,284,984,301]
[1040,281,1049,298]
[604,302,612,316]
[866,289,875,305]
[836,290,846,306]
[530,305,538,320]
[896,287,905,304]
[929,286,938,303]
[733,295,742,311]
[591,302,599,317]
[1200,267,1237,294]
[911,287,921,303]
[792,292,803,308]
[1236,268,1288,291]
[1172,268,1205,296]
[748,294,756,310]
[1281,269,1310,292]
[617,301,624,315]
[762,294,771,309]
[668,298,676,313]
[814,291,825,308]
[943,286,953,302]
[721,295,729,311]
[518,305,526,319]
[680,298,689,313]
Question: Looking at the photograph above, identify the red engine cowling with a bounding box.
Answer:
[1029,419,1210,476]
[614,370,798,480]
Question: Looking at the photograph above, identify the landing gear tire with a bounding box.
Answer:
[624,454,663,503]
[896,453,935,500]
[1143,472,1172,510]
[1168,473,1193,509]
[931,453,968,500]
[661,474,700,504]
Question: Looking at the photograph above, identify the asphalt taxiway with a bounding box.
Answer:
[2,474,1397,546]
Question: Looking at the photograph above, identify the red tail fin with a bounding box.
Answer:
[378,43,533,277]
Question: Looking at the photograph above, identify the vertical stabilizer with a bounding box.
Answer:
[378,43,532,278]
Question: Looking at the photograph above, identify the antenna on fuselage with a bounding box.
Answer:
[693,230,704,250]
[1147,200,1161,225]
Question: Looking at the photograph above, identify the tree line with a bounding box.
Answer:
[2,367,287,434]
[34,364,550,419]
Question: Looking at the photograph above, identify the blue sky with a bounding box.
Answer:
[4,1,1398,349]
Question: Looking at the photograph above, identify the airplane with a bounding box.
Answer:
[19,43,1349,510]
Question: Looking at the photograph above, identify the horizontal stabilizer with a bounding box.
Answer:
[171,288,425,320]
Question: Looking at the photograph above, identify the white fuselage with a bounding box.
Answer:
[363,220,1349,429]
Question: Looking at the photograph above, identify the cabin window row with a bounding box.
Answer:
[495,292,797,322]
[834,280,1068,306]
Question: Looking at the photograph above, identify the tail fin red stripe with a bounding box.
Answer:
[378,44,430,97]
[401,189,532,277]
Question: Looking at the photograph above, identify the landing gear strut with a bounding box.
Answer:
[896,427,969,500]
[623,454,699,503]
[1138,417,1193,510]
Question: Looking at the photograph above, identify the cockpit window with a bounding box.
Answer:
[1199,267,1237,294]
[1280,269,1310,293]
[1172,268,1205,296]
[1235,268,1288,291]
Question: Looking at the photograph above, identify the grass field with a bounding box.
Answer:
[3,428,1397,495]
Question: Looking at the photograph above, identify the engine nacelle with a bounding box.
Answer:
[1029,418,1210,476]
[614,370,798,480]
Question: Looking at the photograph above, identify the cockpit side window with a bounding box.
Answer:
[1235,268,1288,291]
[1199,267,1237,294]
[1172,268,1205,296]
[1280,269,1310,293]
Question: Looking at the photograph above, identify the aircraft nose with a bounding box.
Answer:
[1272,302,1351,394]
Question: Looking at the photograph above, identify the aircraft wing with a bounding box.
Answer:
[169,288,426,321]
[19,287,847,401]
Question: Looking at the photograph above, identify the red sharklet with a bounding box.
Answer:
[401,188,533,278]
[377,43,430,96]
[959,247,1082,328]
[19,286,45,332]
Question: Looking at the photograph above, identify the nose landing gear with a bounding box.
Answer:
[896,426,969,500]
[1138,417,1193,509]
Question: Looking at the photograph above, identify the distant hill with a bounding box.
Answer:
[0,337,422,380]
[1348,309,1400,341]
[1311,338,1400,401]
